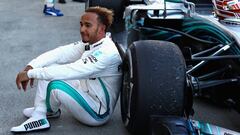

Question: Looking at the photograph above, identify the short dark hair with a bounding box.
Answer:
[85,6,114,31]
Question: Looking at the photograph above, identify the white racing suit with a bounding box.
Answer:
[27,34,122,126]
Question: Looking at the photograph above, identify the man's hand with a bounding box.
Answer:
[16,65,34,91]
[23,66,34,90]
[16,71,30,91]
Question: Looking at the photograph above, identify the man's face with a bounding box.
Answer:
[80,12,105,44]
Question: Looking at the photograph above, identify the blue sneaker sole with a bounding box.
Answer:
[44,13,64,17]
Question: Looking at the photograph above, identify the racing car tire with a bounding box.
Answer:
[85,0,125,32]
[121,40,187,134]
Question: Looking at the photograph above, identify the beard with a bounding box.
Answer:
[81,33,89,43]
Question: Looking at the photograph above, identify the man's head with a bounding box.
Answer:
[80,6,114,44]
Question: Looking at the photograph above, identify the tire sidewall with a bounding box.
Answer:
[121,40,187,134]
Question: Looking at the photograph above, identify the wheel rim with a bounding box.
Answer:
[122,69,130,125]
[121,49,134,126]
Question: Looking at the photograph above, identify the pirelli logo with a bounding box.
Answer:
[24,119,47,131]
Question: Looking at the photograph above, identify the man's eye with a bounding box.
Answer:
[86,24,91,27]
[80,22,83,27]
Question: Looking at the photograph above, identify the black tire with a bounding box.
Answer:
[85,0,125,32]
[121,40,187,135]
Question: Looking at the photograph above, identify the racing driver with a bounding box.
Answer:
[11,6,122,133]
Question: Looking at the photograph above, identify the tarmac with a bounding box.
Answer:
[0,0,240,135]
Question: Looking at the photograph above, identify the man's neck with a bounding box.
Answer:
[89,34,106,45]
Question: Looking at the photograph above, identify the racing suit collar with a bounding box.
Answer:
[85,33,111,50]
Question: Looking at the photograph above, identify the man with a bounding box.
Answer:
[11,6,122,133]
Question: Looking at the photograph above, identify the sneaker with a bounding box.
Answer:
[11,117,50,133]
[23,107,61,119]
[43,5,61,13]
[43,6,64,16]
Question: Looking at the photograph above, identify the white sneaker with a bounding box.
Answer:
[23,107,61,118]
[11,117,50,133]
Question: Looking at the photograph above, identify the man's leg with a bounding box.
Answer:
[46,80,110,126]
[11,80,50,133]
[45,0,55,8]
[43,0,64,16]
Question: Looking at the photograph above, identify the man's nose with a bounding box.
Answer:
[80,27,84,32]
[80,25,86,32]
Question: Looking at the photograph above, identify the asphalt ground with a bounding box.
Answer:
[0,0,240,135]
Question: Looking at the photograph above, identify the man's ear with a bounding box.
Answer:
[101,24,107,33]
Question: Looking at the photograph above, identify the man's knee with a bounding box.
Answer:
[46,80,62,97]
[46,80,61,112]
[47,80,61,89]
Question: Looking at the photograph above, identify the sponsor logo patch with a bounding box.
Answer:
[92,51,103,57]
